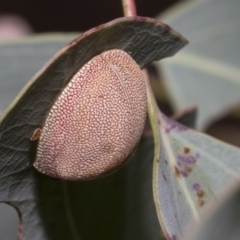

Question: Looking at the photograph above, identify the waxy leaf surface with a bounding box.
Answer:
[0,34,78,113]
[153,109,240,240]
[156,0,240,129]
[145,70,240,240]
[185,180,240,240]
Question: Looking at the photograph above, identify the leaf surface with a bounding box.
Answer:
[185,179,240,240]
[153,108,240,240]
[0,34,78,113]
[156,0,240,129]
[145,68,240,240]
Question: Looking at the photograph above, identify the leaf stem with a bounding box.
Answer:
[122,0,137,17]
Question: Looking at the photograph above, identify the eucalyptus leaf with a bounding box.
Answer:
[145,72,240,240]
[185,180,240,240]
[156,0,240,130]
[0,33,78,113]
[153,109,240,240]
[0,17,187,239]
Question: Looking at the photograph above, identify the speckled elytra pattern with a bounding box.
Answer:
[33,49,147,180]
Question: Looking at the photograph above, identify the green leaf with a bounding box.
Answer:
[36,137,161,240]
[185,180,240,240]
[0,33,78,113]
[153,108,240,240]
[0,17,187,239]
[156,0,240,130]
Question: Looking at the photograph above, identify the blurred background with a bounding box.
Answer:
[0,0,178,35]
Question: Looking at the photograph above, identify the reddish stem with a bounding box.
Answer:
[122,0,137,17]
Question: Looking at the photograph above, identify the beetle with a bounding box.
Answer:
[32,49,147,180]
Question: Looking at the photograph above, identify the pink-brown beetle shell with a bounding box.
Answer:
[33,49,147,180]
